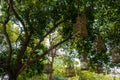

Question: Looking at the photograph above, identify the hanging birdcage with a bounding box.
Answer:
[95,64,103,74]
[80,52,89,70]
[94,37,106,51]
[65,66,75,77]
[112,47,120,63]
[73,13,88,38]
[43,63,53,74]
[80,57,89,70]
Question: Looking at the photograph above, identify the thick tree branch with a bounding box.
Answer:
[16,34,31,62]
[32,36,70,62]
[28,19,68,58]
[3,6,12,64]
[14,10,68,75]
[19,19,68,70]
[8,0,28,37]
[17,36,70,74]
[44,19,67,39]
[8,0,32,63]
[40,19,68,47]
[19,19,68,72]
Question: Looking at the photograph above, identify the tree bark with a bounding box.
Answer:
[8,73,18,80]
[49,73,53,80]
[7,70,18,80]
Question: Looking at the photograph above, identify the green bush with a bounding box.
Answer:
[78,71,112,80]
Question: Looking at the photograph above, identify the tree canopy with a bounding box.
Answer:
[0,0,120,80]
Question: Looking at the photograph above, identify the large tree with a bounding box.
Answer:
[0,0,72,79]
[0,0,120,80]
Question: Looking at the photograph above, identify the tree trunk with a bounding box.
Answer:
[9,76,17,80]
[49,55,54,80]
[49,73,53,80]
[8,73,18,80]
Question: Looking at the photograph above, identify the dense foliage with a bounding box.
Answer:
[0,0,120,80]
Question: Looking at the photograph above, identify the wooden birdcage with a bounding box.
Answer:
[73,13,88,38]
[66,66,75,77]
[80,57,89,70]
[112,47,120,63]
[95,64,103,74]
[43,63,53,74]
[80,52,89,70]
[94,37,106,51]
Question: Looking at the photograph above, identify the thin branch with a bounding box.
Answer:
[16,13,68,75]
[41,19,68,46]
[17,36,70,75]
[44,19,67,38]
[30,36,70,64]
[21,19,68,68]
[19,19,68,70]
[3,6,12,64]
[28,19,68,58]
